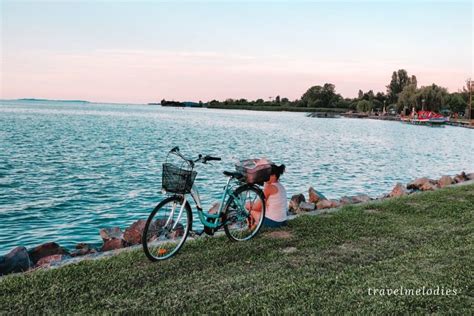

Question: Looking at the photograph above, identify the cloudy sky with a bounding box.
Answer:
[1,0,472,103]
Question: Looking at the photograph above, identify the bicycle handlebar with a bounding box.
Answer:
[204,156,221,162]
[169,148,221,165]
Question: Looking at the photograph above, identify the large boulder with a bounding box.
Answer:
[101,238,127,252]
[437,175,454,188]
[316,199,333,209]
[288,194,305,214]
[70,243,97,257]
[0,246,32,276]
[339,196,352,205]
[298,202,315,212]
[28,242,69,265]
[308,187,325,203]
[330,200,341,208]
[99,227,123,241]
[466,172,474,181]
[36,254,70,267]
[407,177,432,190]
[453,172,468,183]
[389,183,408,198]
[351,194,371,204]
[124,220,148,245]
[420,182,437,191]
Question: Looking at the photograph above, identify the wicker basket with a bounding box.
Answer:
[162,163,197,194]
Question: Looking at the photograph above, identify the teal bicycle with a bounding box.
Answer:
[142,147,268,261]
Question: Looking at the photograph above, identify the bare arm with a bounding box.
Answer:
[263,183,278,198]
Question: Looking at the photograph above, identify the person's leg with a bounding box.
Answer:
[263,217,288,228]
[245,200,262,229]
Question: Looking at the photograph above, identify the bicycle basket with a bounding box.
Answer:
[162,163,197,194]
[235,159,272,184]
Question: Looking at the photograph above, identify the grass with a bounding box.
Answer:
[1,184,473,314]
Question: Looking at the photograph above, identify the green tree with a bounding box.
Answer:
[357,100,373,113]
[387,69,416,104]
[446,93,467,114]
[398,84,418,112]
[372,99,383,111]
[333,98,352,109]
[374,92,387,104]
[209,100,220,106]
[275,95,280,104]
[416,84,448,112]
[365,90,375,101]
[301,83,342,108]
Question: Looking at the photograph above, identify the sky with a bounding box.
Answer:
[1,0,472,104]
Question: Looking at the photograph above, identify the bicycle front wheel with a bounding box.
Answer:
[142,196,192,261]
[224,184,266,242]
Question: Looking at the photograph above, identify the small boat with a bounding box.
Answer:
[401,110,448,127]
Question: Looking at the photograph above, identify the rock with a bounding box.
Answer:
[316,199,333,209]
[389,183,408,197]
[36,254,70,267]
[339,196,352,205]
[298,201,315,212]
[99,227,123,241]
[407,177,432,190]
[437,175,454,188]
[420,182,437,191]
[453,172,468,183]
[75,242,90,250]
[123,220,148,245]
[466,172,474,180]
[71,248,97,257]
[330,200,341,208]
[0,246,32,276]
[71,243,97,257]
[351,194,371,204]
[289,194,305,213]
[308,187,325,203]
[169,223,185,239]
[28,242,69,265]
[101,238,126,252]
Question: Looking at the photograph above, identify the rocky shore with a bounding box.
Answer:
[1,171,473,277]
[288,171,473,215]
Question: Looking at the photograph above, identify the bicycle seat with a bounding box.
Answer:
[223,171,243,178]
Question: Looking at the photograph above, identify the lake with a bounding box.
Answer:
[1,100,473,255]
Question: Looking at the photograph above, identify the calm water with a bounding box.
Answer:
[1,100,473,255]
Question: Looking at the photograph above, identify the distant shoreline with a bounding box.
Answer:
[17,98,91,103]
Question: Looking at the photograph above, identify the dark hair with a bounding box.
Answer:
[270,164,286,180]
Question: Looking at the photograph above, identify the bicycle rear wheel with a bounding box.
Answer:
[223,184,265,242]
[142,196,192,261]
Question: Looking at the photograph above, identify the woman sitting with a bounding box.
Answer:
[248,164,288,228]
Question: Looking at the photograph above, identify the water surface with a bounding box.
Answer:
[1,100,473,255]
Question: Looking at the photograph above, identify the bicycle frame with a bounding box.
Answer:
[173,176,248,230]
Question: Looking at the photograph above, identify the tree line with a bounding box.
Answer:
[201,69,471,115]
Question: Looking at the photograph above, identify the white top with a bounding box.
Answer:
[265,182,288,222]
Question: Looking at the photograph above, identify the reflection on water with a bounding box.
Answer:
[1,100,473,254]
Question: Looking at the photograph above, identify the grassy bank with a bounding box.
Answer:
[206,104,348,112]
[1,185,473,314]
